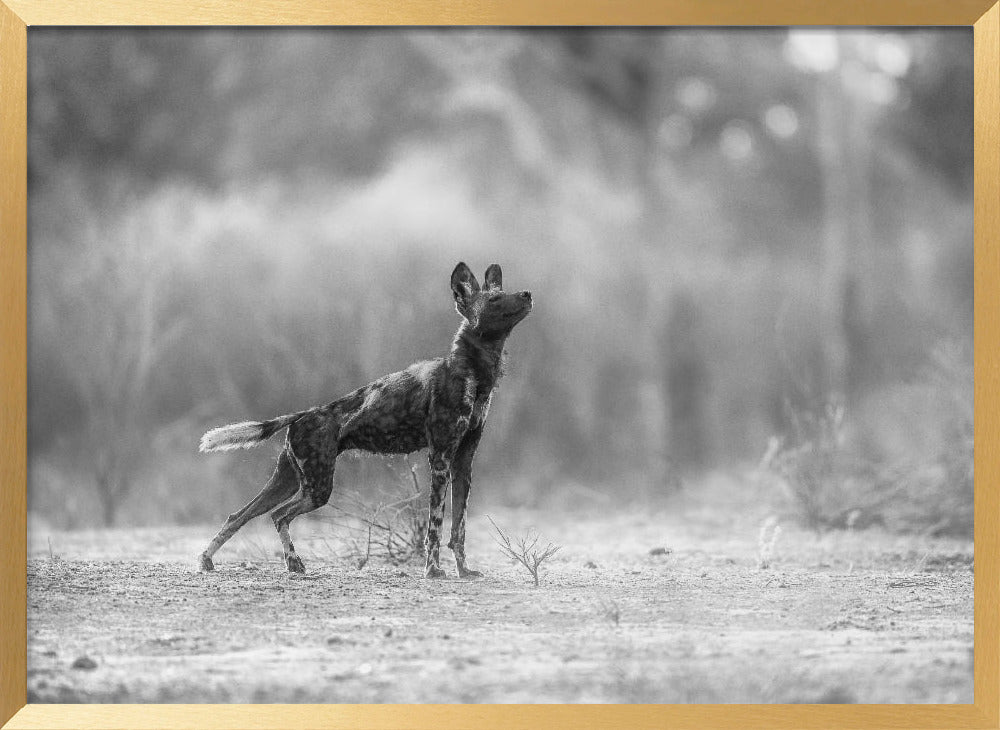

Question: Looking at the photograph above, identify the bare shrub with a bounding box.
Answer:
[325,459,428,567]
[487,516,561,587]
[36,227,187,526]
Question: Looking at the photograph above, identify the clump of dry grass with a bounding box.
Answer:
[761,398,889,531]
[905,343,973,536]
[487,515,561,587]
[762,343,972,538]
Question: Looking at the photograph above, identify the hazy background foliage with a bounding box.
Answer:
[27,29,972,534]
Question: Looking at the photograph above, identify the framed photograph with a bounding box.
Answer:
[1,2,997,729]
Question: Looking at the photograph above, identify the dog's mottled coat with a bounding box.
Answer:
[198,262,531,577]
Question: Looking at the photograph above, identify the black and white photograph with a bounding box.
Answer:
[26,28,973,704]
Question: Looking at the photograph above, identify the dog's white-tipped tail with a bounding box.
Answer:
[199,412,304,453]
[199,421,267,452]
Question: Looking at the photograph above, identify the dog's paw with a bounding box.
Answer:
[286,554,306,574]
[458,566,483,579]
[425,565,447,579]
[199,554,215,572]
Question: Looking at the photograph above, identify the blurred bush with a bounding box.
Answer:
[26,29,972,534]
[761,344,972,536]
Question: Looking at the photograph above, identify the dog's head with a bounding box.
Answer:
[450,262,531,337]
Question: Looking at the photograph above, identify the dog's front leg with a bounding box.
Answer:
[449,426,483,578]
[425,449,451,579]
[425,376,475,579]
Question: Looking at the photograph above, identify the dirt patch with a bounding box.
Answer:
[27,493,973,703]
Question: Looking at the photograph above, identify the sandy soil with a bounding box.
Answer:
[26,478,973,704]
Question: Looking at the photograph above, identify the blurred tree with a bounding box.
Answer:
[40,229,186,525]
[662,289,709,470]
[25,29,973,526]
[29,30,443,191]
[891,31,973,195]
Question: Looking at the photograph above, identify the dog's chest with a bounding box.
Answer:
[470,389,494,430]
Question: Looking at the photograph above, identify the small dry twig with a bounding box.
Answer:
[355,520,374,570]
[757,517,782,570]
[487,515,561,587]
[596,597,621,626]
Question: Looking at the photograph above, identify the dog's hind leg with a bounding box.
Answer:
[270,448,337,574]
[199,450,298,571]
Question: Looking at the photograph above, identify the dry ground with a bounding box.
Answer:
[26,476,973,704]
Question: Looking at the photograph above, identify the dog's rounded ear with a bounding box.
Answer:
[451,262,480,305]
[484,263,502,290]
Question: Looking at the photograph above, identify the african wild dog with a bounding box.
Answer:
[198,262,532,578]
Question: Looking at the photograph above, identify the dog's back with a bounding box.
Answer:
[324,358,441,455]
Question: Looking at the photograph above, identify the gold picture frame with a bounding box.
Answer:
[1,2,997,728]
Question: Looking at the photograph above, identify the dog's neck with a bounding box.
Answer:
[449,322,507,390]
